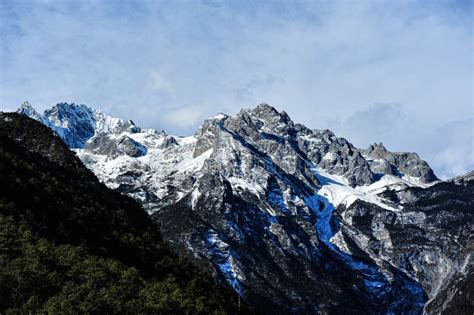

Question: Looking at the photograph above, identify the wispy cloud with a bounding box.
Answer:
[0,0,472,177]
[162,105,205,130]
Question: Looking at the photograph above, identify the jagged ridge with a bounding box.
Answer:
[15,102,471,314]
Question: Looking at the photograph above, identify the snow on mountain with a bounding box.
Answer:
[17,102,129,148]
[16,102,44,121]
[16,102,468,314]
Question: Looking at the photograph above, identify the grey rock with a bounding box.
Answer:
[118,120,141,133]
[17,102,129,148]
[363,143,438,183]
[332,178,473,314]
[423,240,473,314]
[20,102,469,314]
[85,134,147,157]
[193,115,227,158]
[451,170,474,184]
[159,135,178,149]
[300,129,375,186]
[369,159,395,175]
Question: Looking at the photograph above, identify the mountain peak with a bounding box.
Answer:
[17,102,129,148]
[18,101,34,110]
[366,142,388,153]
[255,102,278,112]
[362,142,438,182]
[17,101,42,121]
[251,103,281,118]
[53,102,91,110]
[241,103,295,131]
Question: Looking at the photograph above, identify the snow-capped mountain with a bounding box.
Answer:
[17,102,472,314]
[17,101,133,148]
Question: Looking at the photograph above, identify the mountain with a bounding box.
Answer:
[0,112,246,313]
[17,101,137,148]
[16,102,472,314]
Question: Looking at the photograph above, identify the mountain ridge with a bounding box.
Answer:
[14,102,471,314]
[17,101,438,186]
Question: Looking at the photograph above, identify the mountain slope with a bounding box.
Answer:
[0,112,246,314]
[331,174,473,311]
[16,103,471,314]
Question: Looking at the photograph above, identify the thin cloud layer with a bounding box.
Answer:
[0,0,472,178]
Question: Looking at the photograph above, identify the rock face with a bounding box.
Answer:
[17,102,129,148]
[423,241,473,314]
[17,102,471,314]
[362,143,438,183]
[331,177,473,313]
[421,172,474,314]
[85,134,147,157]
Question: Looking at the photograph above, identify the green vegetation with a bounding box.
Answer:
[0,113,246,314]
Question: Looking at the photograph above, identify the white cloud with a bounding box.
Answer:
[162,105,205,130]
[430,119,474,179]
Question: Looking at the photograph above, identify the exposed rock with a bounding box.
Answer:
[16,101,44,121]
[17,102,128,148]
[363,143,438,183]
[17,102,468,314]
[424,241,473,314]
[369,159,395,175]
[159,135,178,149]
[85,134,147,157]
[332,178,473,313]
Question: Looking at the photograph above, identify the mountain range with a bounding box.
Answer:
[12,101,474,314]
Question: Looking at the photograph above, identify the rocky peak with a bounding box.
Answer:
[244,103,295,132]
[17,101,40,117]
[193,104,375,187]
[159,135,179,149]
[297,128,375,186]
[193,115,225,158]
[362,143,438,183]
[117,120,141,133]
[251,103,280,118]
[46,102,92,115]
[312,129,338,144]
[42,103,98,148]
[84,134,147,158]
[17,102,129,148]
[364,142,391,159]
[45,102,95,128]
[16,102,46,124]
[193,104,295,159]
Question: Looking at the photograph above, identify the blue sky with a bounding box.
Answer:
[0,0,472,179]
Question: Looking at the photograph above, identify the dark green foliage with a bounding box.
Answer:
[0,113,247,314]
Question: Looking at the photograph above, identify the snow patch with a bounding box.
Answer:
[205,231,245,295]
[228,176,264,195]
[312,168,399,212]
